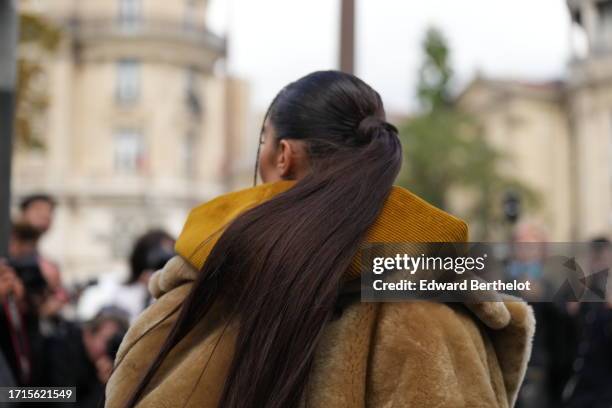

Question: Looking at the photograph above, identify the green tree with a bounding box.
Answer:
[15,12,61,149]
[397,27,537,239]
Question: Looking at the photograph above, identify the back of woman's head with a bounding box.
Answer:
[125,71,402,408]
[269,70,389,148]
[260,71,399,175]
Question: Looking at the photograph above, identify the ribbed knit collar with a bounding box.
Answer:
[175,180,467,281]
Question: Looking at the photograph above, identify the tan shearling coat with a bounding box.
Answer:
[106,181,535,408]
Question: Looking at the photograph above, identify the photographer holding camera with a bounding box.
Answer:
[40,307,128,407]
[1,220,129,405]
[16,194,68,319]
[0,223,50,386]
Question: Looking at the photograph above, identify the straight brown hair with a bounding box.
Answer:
[123,70,402,407]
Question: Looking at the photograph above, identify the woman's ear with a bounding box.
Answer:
[276,139,293,179]
[276,139,308,180]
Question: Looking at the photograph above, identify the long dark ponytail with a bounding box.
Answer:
[124,71,402,408]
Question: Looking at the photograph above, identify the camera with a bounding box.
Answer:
[8,255,48,295]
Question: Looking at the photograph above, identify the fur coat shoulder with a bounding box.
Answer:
[106,181,535,408]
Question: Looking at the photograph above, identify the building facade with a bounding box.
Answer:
[456,0,612,241]
[13,0,250,283]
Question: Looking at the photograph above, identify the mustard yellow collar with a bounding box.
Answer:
[175,180,467,281]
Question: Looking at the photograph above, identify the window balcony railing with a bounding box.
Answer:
[66,17,226,53]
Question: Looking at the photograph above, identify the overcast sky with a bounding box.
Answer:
[207,0,573,114]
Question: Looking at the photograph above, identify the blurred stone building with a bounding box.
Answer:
[457,0,612,241]
[13,0,251,283]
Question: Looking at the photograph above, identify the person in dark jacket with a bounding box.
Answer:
[43,307,128,408]
[564,238,612,408]
[41,307,128,408]
[0,247,45,387]
[0,260,19,387]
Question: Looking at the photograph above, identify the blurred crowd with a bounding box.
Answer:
[507,223,612,408]
[1,193,612,407]
[0,193,175,407]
